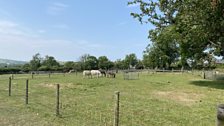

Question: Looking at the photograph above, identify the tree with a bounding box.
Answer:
[136,60,144,69]
[98,56,114,70]
[107,61,115,70]
[143,45,161,69]
[22,63,30,72]
[79,54,90,70]
[79,54,89,63]
[29,53,42,71]
[144,25,179,69]
[63,61,82,72]
[84,55,98,70]
[73,62,82,71]
[114,59,127,69]
[128,0,183,66]
[98,56,109,69]
[63,61,75,72]
[124,53,138,68]
[41,55,60,69]
[129,0,224,68]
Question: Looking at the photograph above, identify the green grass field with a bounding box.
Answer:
[0,72,224,126]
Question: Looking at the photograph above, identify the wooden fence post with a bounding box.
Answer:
[114,91,120,126]
[11,74,14,80]
[56,84,60,116]
[181,66,184,74]
[9,77,11,96]
[217,104,224,126]
[31,73,34,79]
[202,71,205,79]
[26,79,29,105]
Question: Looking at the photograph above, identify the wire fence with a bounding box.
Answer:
[0,71,224,125]
[0,75,155,126]
[0,75,116,125]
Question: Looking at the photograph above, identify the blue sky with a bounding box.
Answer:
[0,0,153,61]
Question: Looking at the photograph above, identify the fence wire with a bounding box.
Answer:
[1,71,223,126]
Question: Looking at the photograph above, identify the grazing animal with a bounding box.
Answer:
[106,71,116,78]
[68,70,75,73]
[83,70,91,78]
[99,69,106,77]
[91,70,102,78]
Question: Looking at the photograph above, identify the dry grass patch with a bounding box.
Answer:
[39,83,76,89]
[153,91,204,106]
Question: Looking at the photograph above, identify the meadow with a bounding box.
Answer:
[0,71,224,126]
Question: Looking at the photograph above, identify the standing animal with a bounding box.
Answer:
[90,70,102,78]
[106,71,116,78]
[99,69,106,77]
[83,70,91,78]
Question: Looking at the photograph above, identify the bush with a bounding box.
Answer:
[0,68,21,74]
[38,66,50,71]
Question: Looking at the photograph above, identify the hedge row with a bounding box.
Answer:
[0,68,21,74]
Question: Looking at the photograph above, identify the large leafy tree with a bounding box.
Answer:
[128,0,183,67]
[143,45,163,69]
[29,53,42,71]
[84,55,98,70]
[144,25,179,69]
[73,62,82,71]
[129,0,224,68]
[42,55,60,68]
[98,56,114,70]
[63,61,75,71]
[63,61,82,72]
[114,59,126,69]
[135,60,144,69]
[124,53,138,68]
[79,54,90,70]
[22,63,30,72]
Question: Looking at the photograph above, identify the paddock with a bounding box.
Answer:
[0,71,223,126]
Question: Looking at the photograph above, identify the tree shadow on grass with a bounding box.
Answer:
[190,80,224,90]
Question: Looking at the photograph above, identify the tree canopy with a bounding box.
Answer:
[98,56,114,70]
[29,53,42,71]
[25,53,61,71]
[124,53,138,68]
[129,0,224,68]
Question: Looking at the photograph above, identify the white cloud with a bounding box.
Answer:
[47,2,69,15]
[0,20,27,36]
[0,20,103,61]
[0,20,41,38]
[0,20,17,27]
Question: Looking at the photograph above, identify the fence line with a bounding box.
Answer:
[1,72,224,125]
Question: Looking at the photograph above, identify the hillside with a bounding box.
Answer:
[0,58,27,65]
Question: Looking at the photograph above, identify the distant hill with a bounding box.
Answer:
[0,58,27,65]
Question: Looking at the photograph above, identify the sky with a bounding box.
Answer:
[0,0,153,61]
